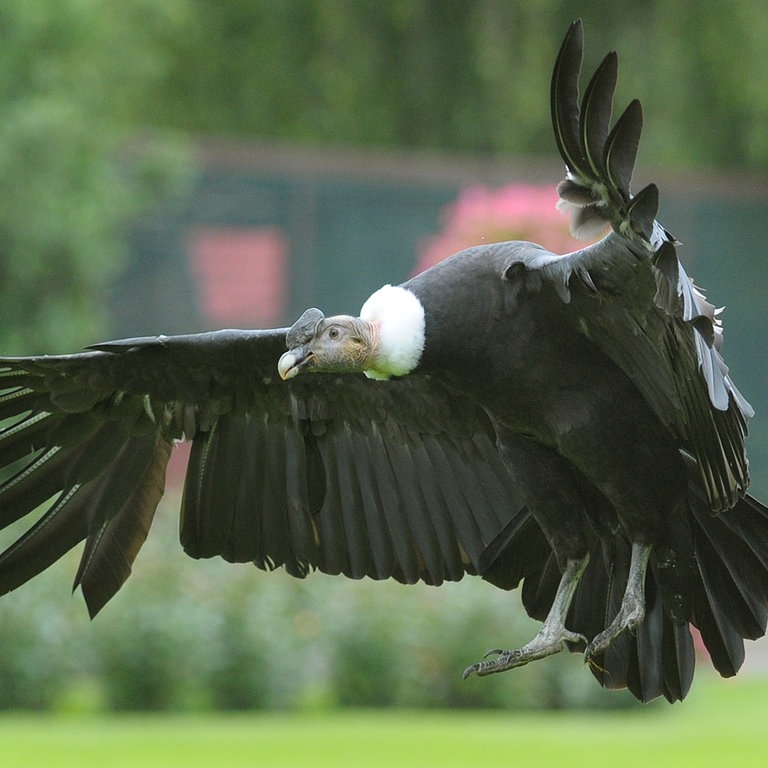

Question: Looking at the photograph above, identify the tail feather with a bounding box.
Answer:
[662,621,695,702]
[581,548,633,693]
[716,494,768,568]
[631,580,664,700]
[565,493,768,700]
[693,574,746,677]
[520,550,561,622]
[689,494,768,676]
[693,512,768,637]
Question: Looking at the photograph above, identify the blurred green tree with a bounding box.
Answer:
[142,1,768,168]
[0,0,191,352]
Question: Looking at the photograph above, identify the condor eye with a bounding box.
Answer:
[328,327,340,340]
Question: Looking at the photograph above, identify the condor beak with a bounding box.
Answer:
[279,307,325,380]
[278,347,313,380]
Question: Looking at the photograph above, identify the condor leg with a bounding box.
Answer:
[584,541,652,659]
[463,555,588,679]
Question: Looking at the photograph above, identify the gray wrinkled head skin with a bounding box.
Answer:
[285,308,325,349]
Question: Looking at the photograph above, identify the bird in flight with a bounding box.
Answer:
[0,20,765,703]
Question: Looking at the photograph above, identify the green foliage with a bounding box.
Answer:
[0,585,80,709]
[0,0,191,352]
[141,1,768,169]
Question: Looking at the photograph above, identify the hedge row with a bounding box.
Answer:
[0,505,638,712]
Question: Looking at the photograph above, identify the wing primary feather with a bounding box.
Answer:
[0,445,70,529]
[652,241,680,312]
[0,409,60,468]
[76,434,171,617]
[580,50,618,179]
[626,183,659,241]
[0,485,90,597]
[551,20,587,175]
[604,98,643,197]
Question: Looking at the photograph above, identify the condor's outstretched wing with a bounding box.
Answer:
[0,329,538,617]
[543,19,753,512]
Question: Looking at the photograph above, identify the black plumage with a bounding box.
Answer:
[0,20,765,703]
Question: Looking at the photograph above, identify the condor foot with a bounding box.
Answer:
[464,556,589,680]
[462,625,586,679]
[584,599,645,659]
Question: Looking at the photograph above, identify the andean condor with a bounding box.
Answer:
[0,21,765,704]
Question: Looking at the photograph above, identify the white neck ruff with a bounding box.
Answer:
[359,285,425,380]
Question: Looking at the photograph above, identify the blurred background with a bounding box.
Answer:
[0,0,766,712]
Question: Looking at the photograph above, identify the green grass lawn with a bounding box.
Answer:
[0,675,766,768]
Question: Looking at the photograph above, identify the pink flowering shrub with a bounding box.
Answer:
[414,183,583,274]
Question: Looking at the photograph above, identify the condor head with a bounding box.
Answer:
[277,308,378,379]
[278,285,426,382]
